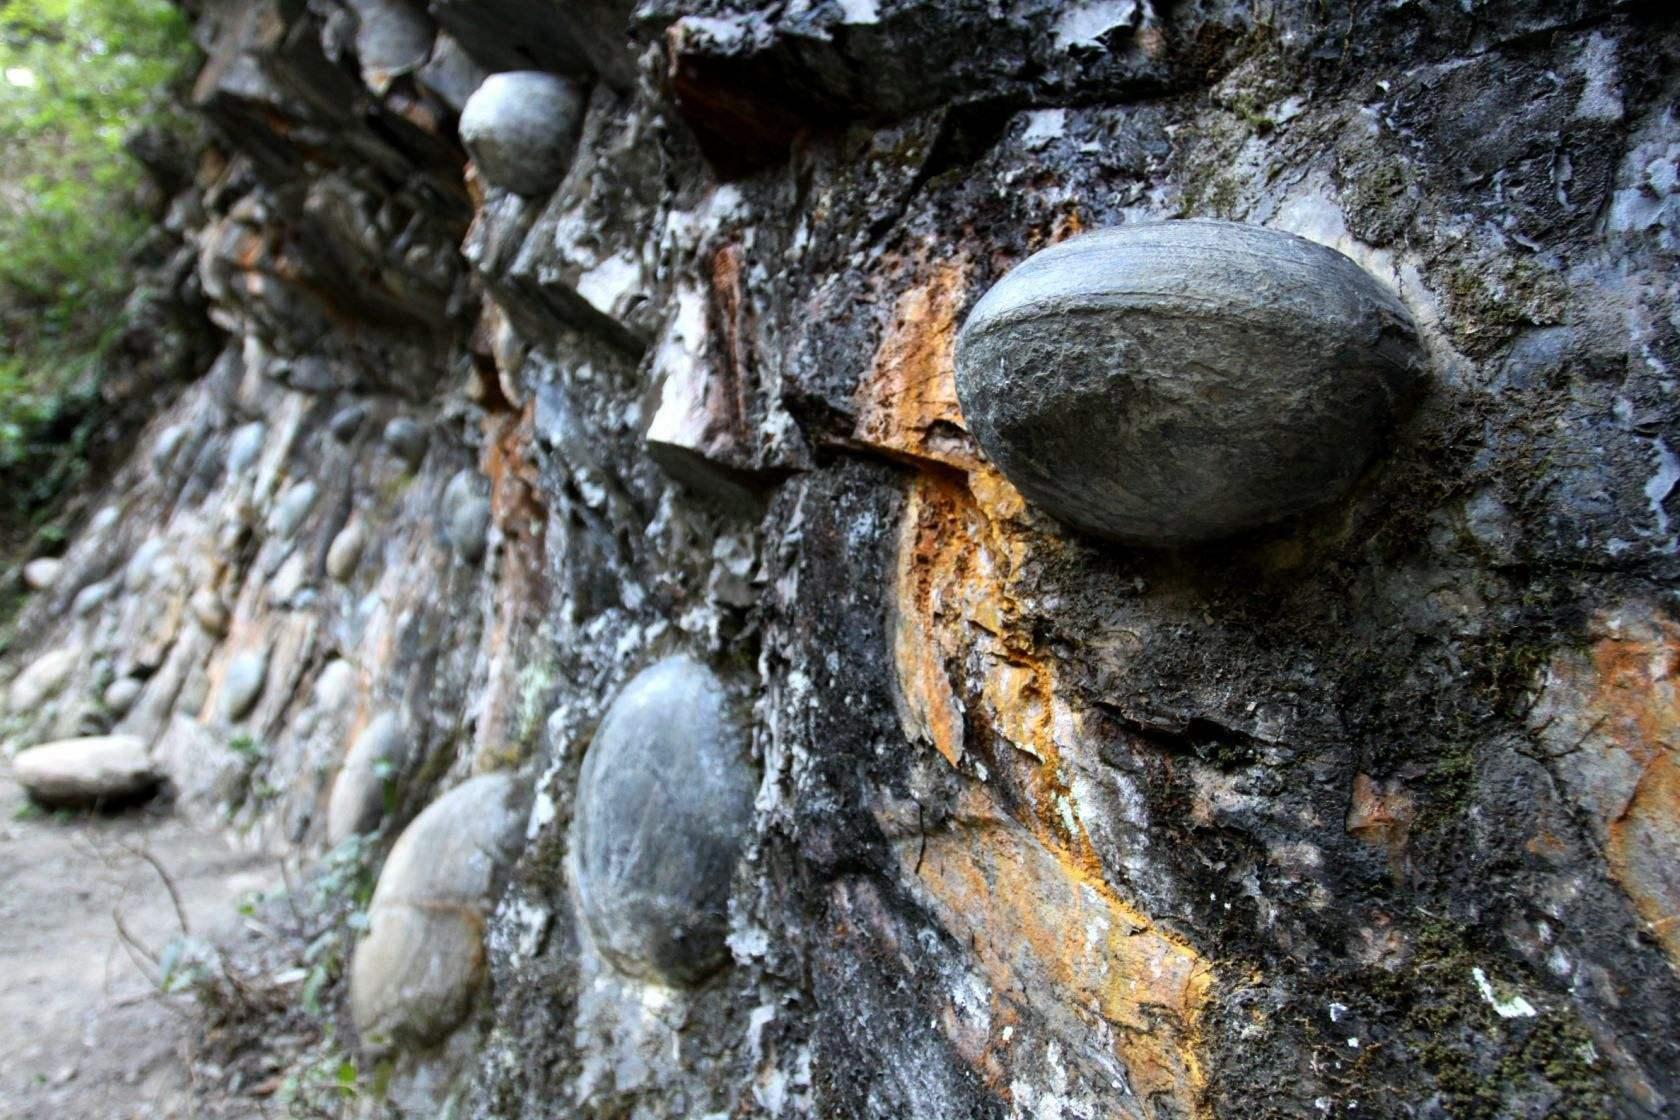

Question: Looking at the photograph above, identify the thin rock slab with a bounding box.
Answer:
[13,735,160,808]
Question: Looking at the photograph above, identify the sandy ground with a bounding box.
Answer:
[0,769,280,1120]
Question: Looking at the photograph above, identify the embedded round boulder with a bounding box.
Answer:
[458,72,585,196]
[221,648,268,721]
[22,557,61,592]
[953,220,1426,546]
[572,655,756,986]
[13,735,159,807]
[8,648,79,713]
[326,710,404,845]
[349,772,527,1053]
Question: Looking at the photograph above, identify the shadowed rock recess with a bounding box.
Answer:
[1,1,1678,1117]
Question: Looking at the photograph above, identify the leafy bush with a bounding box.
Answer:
[0,0,196,519]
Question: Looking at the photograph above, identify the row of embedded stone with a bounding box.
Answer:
[346,655,756,1053]
[1,363,498,819]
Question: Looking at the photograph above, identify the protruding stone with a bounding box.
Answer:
[271,481,319,539]
[458,72,585,196]
[349,773,527,1053]
[448,497,490,563]
[382,417,428,468]
[225,421,267,476]
[326,711,404,845]
[8,648,79,713]
[71,580,114,618]
[22,558,61,592]
[328,404,368,442]
[13,735,159,807]
[189,588,230,636]
[442,470,490,563]
[124,538,167,592]
[152,423,188,474]
[348,0,434,94]
[103,677,144,717]
[953,220,1426,545]
[572,655,756,986]
[221,648,269,721]
[327,520,368,581]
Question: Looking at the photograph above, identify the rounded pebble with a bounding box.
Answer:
[458,71,586,196]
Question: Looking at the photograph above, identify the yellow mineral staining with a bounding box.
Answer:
[1530,604,1680,967]
[898,792,1212,1110]
[471,403,548,769]
[872,262,1213,1113]
[854,259,980,471]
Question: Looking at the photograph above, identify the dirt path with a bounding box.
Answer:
[0,769,281,1120]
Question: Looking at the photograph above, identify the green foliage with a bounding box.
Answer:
[0,0,196,517]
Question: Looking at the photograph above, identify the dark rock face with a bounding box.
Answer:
[954,221,1426,544]
[3,1,1679,1117]
[571,655,755,986]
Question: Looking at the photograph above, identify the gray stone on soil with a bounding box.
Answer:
[458,71,585,196]
[8,648,79,713]
[572,655,757,986]
[103,677,144,717]
[226,421,267,476]
[22,557,61,591]
[221,648,269,721]
[382,417,428,468]
[349,772,528,1053]
[327,520,368,581]
[271,481,319,539]
[13,735,159,807]
[952,220,1426,546]
[326,710,405,845]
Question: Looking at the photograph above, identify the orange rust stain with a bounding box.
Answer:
[1532,605,1680,967]
[471,405,548,766]
[902,793,1212,1112]
[891,468,1211,1113]
[854,259,982,471]
[1346,773,1416,881]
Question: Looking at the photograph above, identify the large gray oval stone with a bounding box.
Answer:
[953,220,1426,545]
[572,656,756,986]
[14,735,159,807]
[458,71,585,196]
[349,772,527,1053]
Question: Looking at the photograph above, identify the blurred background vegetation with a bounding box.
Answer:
[0,0,197,525]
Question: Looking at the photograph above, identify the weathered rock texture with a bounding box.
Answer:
[3,1,1679,1117]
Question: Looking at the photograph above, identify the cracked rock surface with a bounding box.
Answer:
[1,1,1678,1118]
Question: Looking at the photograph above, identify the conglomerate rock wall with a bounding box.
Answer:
[3,1,1679,1117]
